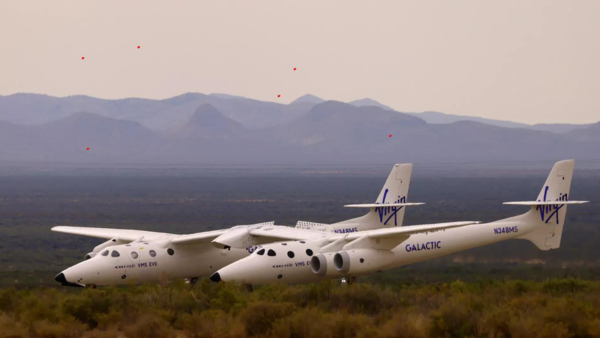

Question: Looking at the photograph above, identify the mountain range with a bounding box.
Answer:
[0,93,598,165]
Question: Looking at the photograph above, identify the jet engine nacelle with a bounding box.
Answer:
[310,252,344,277]
[333,249,395,275]
[83,252,97,261]
[211,227,258,249]
[211,223,279,250]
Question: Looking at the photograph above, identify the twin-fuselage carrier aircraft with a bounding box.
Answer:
[54,163,429,287]
[53,160,586,288]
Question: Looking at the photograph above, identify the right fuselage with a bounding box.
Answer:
[213,211,536,285]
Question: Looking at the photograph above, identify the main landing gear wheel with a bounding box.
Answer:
[341,277,357,286]
[186,277,199,287]
[245,284,253,292]
[85,284,97,289]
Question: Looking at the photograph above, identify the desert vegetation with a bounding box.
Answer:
[1,278,600,338]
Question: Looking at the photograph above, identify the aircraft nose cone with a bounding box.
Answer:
[55,273,67,284]
[54,272,84,287]
[210,272,221,283]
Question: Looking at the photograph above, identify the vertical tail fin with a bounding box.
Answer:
[375,163,413,224]
[329,163,416,232]
[531,159,574,250]
[505,160,588,250]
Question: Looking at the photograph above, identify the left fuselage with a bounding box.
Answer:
[58,241,258,286]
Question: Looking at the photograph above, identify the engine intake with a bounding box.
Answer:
[84,252,97,261]
[311,254,326,275]
[333,251,351,273]
[310,252,343,277]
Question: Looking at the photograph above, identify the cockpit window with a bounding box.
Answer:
[149,250,156,257]
[256,249,265,256]
[111,250,120,257]
[131,251,138,259]
[101,250,109,256]
[267,249,276,257]
[287,251,295,258]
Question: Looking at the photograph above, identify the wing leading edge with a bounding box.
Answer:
[51,226,175,242]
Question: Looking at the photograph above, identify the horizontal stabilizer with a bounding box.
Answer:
[344,203,425,208]
[503,201,588,206]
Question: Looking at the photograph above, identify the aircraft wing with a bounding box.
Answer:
[244,221,479,247]
[248,226,332,242]
[172,222,276,245]
[54,221,276,246]
[337,221,480,251]
[51,226,176,242]
[342,221,479,241]
[170,229,231,245]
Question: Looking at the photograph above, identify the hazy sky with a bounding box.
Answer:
[1,1,599,124]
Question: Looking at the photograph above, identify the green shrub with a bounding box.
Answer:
[0,278,599,337]
[238,301,294,336]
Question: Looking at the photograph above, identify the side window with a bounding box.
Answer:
[149,250,156,257]
[101,250,109,256]
[306,249,313,257]
[267,249,276,257]
[256,249,265,256]
[167,248,175,256]
[287,251,295,258]
[111,250,120,257]
[131,252,138,259]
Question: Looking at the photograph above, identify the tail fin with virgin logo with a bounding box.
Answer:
[504,160,588,250]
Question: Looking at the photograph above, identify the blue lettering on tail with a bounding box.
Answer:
[375,189,406,226]
[536,186,568,224]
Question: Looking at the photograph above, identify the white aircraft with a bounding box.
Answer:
[53,163,429,287]
[210,160,588,286]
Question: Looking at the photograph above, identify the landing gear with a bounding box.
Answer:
[245,284,253,292]
[341,277,357,285]
[85,284,97,289]
[185,277,199,287]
